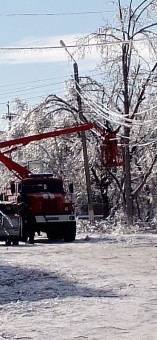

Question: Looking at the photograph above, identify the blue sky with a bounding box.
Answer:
[0,0,112,127]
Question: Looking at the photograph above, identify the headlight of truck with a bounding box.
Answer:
[69,215,75,220]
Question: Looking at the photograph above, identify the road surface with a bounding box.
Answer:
[0,232,157,339]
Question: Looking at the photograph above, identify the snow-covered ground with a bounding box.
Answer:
[0,227,157,339]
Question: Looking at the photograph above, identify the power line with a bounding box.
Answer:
[0,37,156,52]
[0,43,103,51]
[0,86,64,103]
[0,11,114,17]
[0,75,70,89]
[0,82,66,105]
[0,72,104,90]
[74,82,157,128]
[0,81,65,97]
[0,90,65,107]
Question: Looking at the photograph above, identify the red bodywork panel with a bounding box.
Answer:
[26,193,69,215]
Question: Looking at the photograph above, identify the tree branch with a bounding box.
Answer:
[132,62,157,117]
[132,154,157,197]
[132,23,157,38]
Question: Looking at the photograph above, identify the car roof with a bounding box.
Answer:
[0,201,15,205]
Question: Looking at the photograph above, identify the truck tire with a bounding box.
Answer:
[12,237,19,245]
[47,231,54,240]
[64,223,76,242]
[28,231,34,244]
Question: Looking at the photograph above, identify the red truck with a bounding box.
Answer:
[0,122,123,243]
[0,123,94,243]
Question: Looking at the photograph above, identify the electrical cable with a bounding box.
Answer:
[71,82,157,147]
[0,81,64,97]
[0,11,113,17]
[0,87,65,106]
[0,74,70,89]
[0,36,156,52]
[77,88,133,128]
[79,84,157,126]
[1,70,157,150]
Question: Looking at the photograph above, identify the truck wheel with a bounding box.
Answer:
[47,232,53,240]
[12,237,19,245]
[64,224,76,242]
[28,232,34,244]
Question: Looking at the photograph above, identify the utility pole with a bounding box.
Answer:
[73,62,94,221]
[6,101,11,121]
[6,101,16,122]
[60,40,94,222]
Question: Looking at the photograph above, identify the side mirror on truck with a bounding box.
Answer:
[69,183,74,194]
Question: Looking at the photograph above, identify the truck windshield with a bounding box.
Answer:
[22,181,64,194]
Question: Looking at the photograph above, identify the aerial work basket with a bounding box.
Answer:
[100,128,124,168]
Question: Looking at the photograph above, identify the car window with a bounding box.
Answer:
[0,204,16,214]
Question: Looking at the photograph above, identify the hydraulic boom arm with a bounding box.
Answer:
[0,152,31,179]
[0,122,100,179]
[0,123,94,149]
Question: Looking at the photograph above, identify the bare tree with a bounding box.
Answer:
[75,0,157,224]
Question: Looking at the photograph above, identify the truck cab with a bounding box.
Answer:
[10,174,76,242]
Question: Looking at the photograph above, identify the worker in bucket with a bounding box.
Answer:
[103,125,121,165]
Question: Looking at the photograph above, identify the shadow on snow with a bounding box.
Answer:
[0,262,119,305]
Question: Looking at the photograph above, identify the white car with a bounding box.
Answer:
[0,201,21,245]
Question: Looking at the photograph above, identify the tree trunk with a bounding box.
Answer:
[124,126,133,225]
[102,192,110,218]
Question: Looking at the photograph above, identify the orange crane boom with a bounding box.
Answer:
[0,122,96,179]
[0,123,94,149]
[0,121,123,178]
